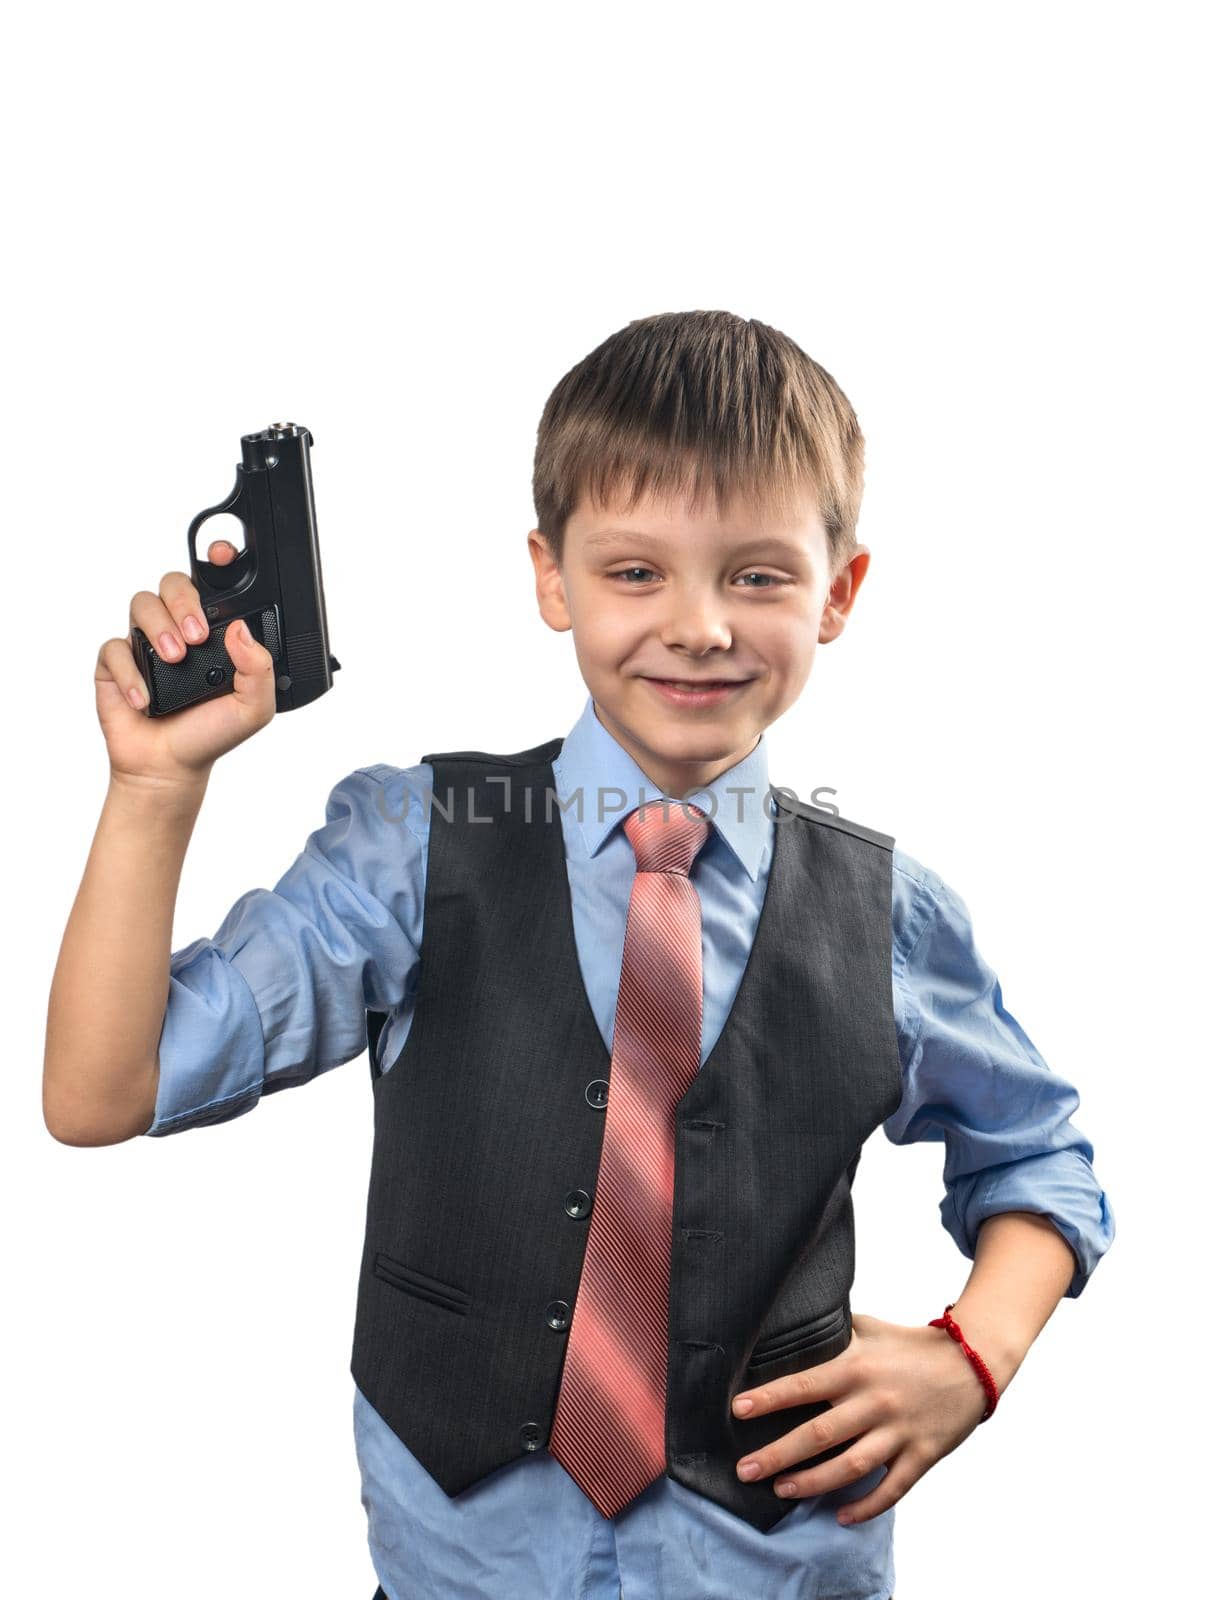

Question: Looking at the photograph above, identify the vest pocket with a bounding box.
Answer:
[371,1250,471,1316]
[747,1305,848,1374]
[734,1305,853,1475]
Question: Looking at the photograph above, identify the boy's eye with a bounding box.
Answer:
[606,567,788,588]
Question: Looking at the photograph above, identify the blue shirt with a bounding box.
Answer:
[148,693,1115,1600]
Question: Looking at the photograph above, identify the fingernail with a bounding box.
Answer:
[737,1460,761,1481]
[775,1481,797,1498]
[733,1397,753,1416]
[127,684,147,709]
[158,631,180,660]
[182,615,205,643]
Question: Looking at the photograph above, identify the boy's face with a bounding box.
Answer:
[528,484,869,799]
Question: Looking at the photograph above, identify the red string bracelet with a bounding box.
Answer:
[927,1303,999,1422]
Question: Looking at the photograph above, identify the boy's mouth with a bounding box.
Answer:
[641,677,752,706]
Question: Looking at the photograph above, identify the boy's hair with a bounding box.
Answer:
[532,309,864,574]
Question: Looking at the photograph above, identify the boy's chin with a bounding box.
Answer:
[605,692,765,748]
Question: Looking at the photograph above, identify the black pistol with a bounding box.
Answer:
[132,422,340,716]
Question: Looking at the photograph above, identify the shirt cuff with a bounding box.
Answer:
[942,1147,1117,1299]
[144,936,266,1135]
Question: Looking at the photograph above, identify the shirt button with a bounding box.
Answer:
[585,1079,609,1109]
[545,1299,571,1330]
[564,1188,592,1219]
[520,1421,544,1451]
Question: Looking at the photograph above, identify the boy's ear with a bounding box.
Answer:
[528,529,573,633]
[818,546,871,644]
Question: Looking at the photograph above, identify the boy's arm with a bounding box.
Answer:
[943,1209,1085,1391]
[885,854,1116,1301]
[48,545,281,1146]
[146,764,427,1137]
[44,770,210,1146]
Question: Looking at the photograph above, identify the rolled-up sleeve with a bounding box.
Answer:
[146,764,427,1136]
[884,856,1116,1298]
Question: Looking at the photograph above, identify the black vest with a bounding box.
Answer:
[351,736,902,1533]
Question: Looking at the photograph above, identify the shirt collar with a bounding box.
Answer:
[551,691,773,882]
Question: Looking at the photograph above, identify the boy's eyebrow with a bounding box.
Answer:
[582,529,809,560]
[581,529,664,548]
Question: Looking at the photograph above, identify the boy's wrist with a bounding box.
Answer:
[939,1298,1027,1393]
[104,768,212,847]
[107,765,212,813]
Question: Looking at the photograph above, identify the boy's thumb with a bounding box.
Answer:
[226,618,264,667]
[226,618,275,704]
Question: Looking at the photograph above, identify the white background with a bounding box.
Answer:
[5,2,1203,1595]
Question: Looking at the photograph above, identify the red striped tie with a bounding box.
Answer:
[549,798,711,1518]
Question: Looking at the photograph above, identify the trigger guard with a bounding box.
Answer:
[188,477,252,593]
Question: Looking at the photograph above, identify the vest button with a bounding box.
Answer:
[545,1299,571,1330]
[585,1078,609,1109]
[520,1421,545,1451]
[564,1188,592,1219]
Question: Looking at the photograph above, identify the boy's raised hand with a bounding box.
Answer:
[730,1312,991,1525]
[96,540,277,786]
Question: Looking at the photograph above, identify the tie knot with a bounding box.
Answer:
[623,801,711,876]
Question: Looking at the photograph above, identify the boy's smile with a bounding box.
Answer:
[528,486,870,799]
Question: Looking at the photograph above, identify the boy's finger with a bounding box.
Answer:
[733,1354,848,1417]
[96,637,151,712]
[830,1447,918,1524]
[157,568,211,647]
[130,587,190,664]
[148,545,238,651]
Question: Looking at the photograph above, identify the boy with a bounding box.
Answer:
[45,310,1114,1600]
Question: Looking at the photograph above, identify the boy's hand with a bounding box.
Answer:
[95,541,277,787]
[731,1311,990,1524]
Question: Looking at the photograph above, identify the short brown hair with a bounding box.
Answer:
[532,310,864,573]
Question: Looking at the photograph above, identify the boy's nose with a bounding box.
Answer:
[660,603,733,655]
